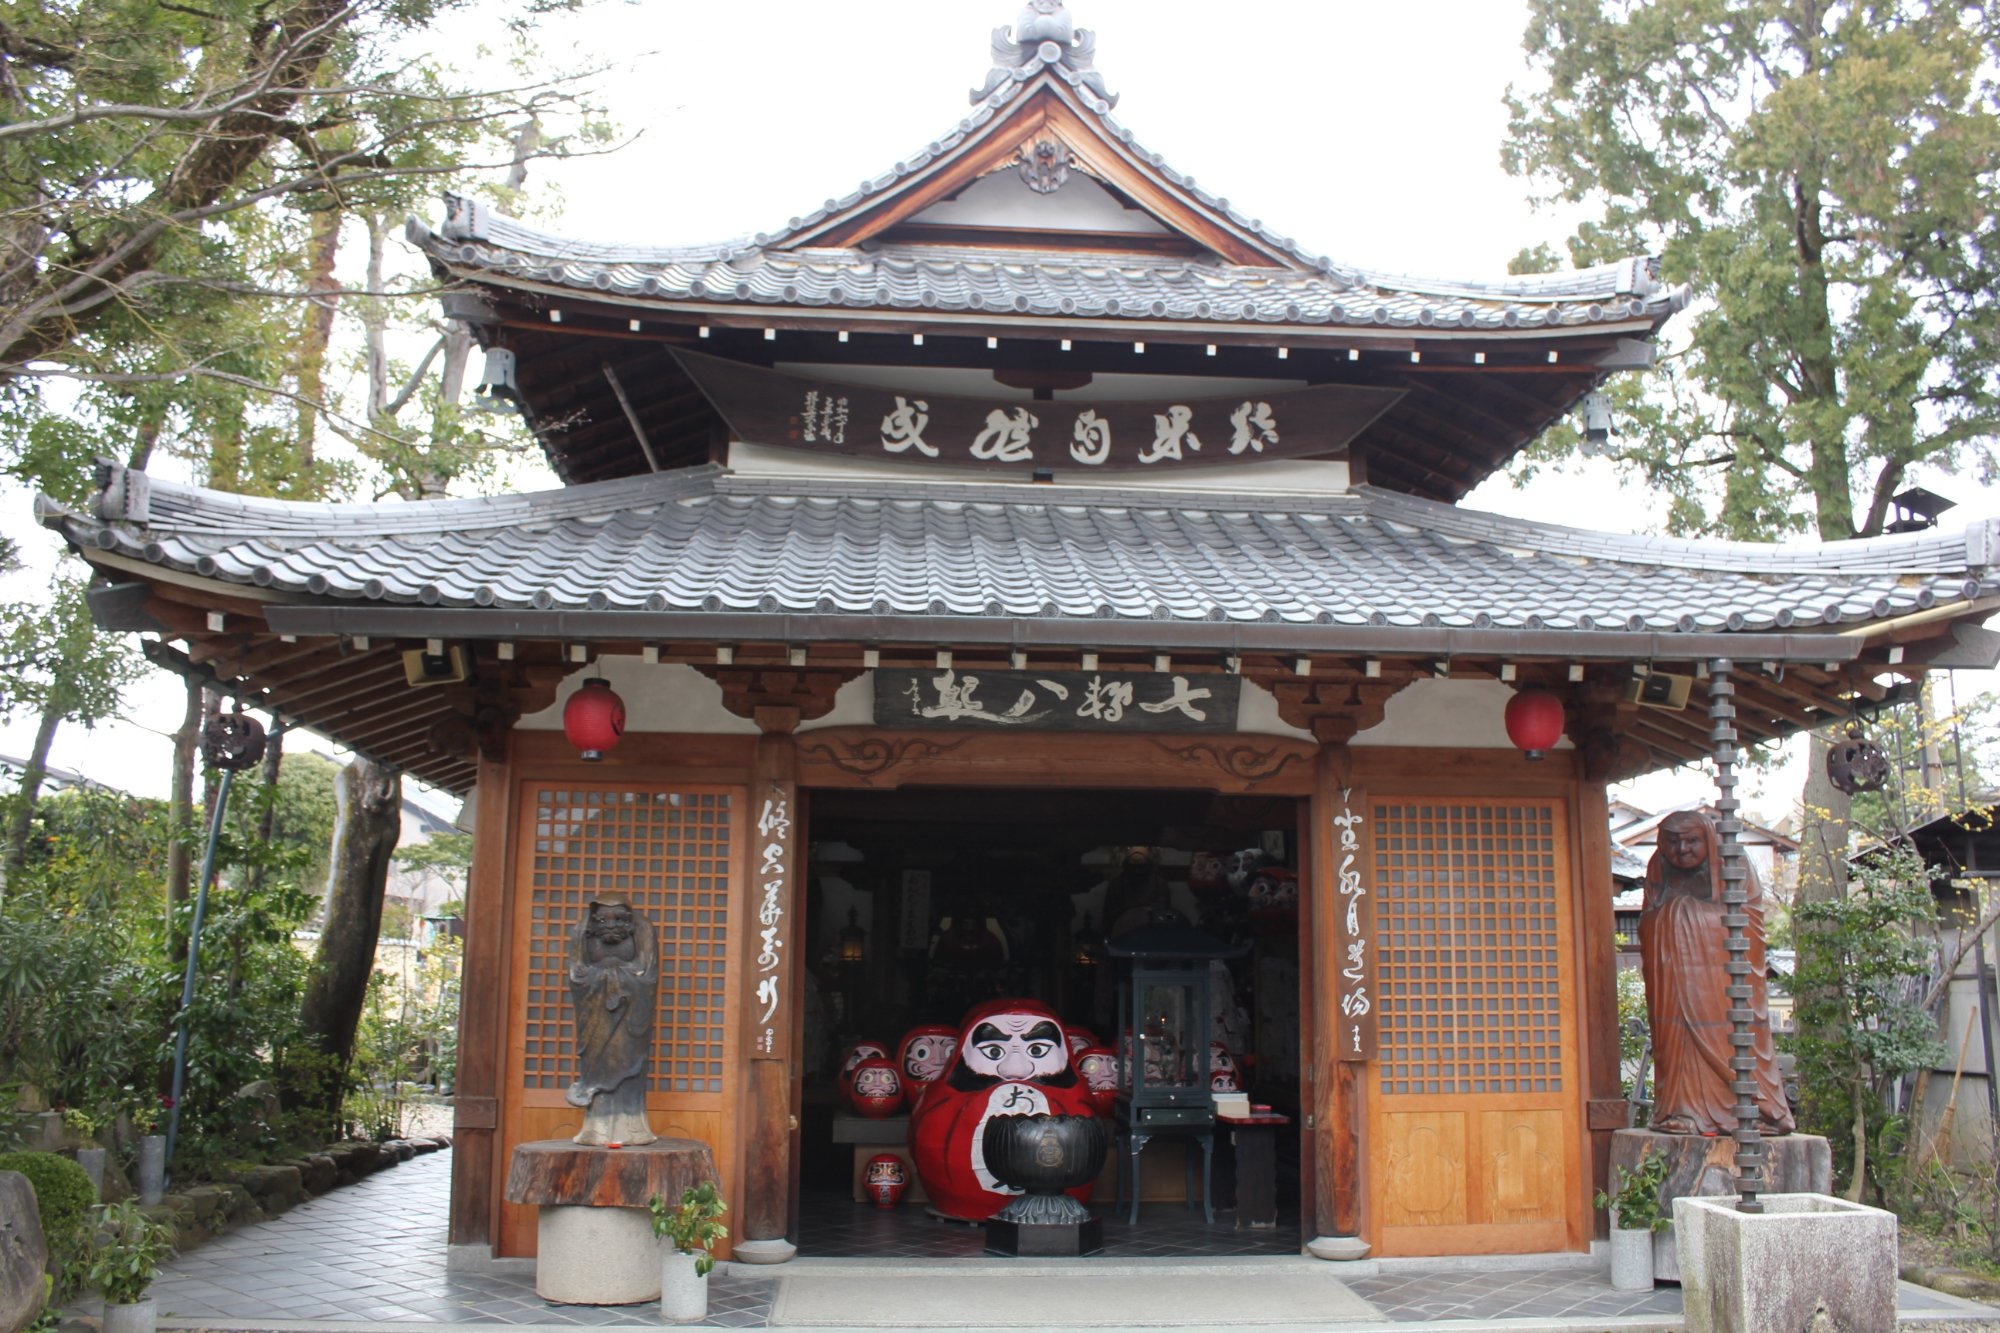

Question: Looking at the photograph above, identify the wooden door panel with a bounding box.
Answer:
[498,783,746,1259]
[1366,799,1584,1256]
[1483,1109,1565,1225]
[1378,1112,1466,1227]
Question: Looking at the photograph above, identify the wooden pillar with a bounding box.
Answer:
[1574,775,1622,1238]
[1306,738,1372,1260]
[1573,686,1647,1237]
[735,709,801,1263]
[449,756,515,1251]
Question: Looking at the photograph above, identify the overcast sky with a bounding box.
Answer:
[3,0,1992,820]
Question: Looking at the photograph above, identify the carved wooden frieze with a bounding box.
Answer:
[795,727,1315,792]
[796,733,973,778]
[1150,738,1312,785]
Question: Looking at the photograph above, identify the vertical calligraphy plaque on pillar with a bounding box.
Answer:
[751,781,794,1059]
[1331,791,1378,1061]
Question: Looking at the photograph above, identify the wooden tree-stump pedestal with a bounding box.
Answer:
[1610,1128,1831,1282]
[505,1138,719,1305]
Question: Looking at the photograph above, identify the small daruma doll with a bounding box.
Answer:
[908,999,1098,1221]
[864,1153,909,1208]
[847,1056,905,1118]
[1064,1026,1101,1057]
[897,1024,959,1088]
[838,1040,890,1098]
[1209,1042,1242,1094]
[1075,1046,1119,1116]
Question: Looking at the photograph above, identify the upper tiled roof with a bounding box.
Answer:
[406,11,1688,336]
[46,464,1999,637]
[412,221,1679,334]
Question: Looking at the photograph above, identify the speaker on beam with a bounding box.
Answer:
[403,644,470,687]
[1622,670,1692,711]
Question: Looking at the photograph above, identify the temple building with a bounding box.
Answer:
[41,3,2000,1267]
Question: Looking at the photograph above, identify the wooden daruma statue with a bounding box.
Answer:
[908,999,1099,1221]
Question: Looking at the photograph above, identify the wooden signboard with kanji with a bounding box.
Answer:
[673,350,1401,473]
[874,668,1241,732]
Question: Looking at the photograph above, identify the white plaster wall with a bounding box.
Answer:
[516,665,1560,751]
[1237,677,1313,742]
[728,440,1349,496]
[1351,677,1575,751]
[906,169,1170,233]
[796,673,875,733]
[516,660,759,734]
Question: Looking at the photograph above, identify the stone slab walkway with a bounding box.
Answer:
[137,1148,2000,1331]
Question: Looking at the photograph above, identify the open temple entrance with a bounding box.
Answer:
[795,785,1306,1257]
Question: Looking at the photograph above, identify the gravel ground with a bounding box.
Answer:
[402,1095,452,1138]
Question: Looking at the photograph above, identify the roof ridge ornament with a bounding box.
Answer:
[971,1,1117,108]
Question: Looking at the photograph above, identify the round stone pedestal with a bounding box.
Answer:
[504,1137,720,1305]
[535,1205,659,1305]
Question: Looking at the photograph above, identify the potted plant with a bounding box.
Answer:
[1595,1149,1670,1290]
[87,1200,177,1333]
[648,1182,727,1323]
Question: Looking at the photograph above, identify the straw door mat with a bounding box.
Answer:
[769,1268,1380,1326]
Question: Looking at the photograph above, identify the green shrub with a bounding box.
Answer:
[85,1201,176,1305]
[0,1150,96,1297]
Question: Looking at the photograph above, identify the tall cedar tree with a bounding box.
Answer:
[1503,1,1999,911]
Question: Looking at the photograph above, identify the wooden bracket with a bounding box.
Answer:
[699,666,861,725]
[1263,675,1406,744]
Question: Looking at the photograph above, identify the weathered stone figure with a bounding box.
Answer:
[1639,811,1794,1135]
[566,896,658,1146]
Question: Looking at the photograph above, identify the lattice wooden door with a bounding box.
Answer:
[499,782,744,1257]
[1366,799,1584,1256]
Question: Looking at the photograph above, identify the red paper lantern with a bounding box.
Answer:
[1504,686,1565,761]
[562,677,626,760]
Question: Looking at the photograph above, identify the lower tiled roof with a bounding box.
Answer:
[43,465,1999,638]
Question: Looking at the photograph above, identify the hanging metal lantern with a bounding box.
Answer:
[200,708,268,771]
[1825,721,1889,795]
[562,677,626,761]
[1504,686,1565,761]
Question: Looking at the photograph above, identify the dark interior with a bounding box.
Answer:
[795,786,1305,1256]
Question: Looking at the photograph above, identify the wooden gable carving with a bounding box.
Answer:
[775,80,1294,269]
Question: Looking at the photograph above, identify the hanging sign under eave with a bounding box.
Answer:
[670,349,1403,473]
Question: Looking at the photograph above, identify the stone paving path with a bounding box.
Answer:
[142,1148,2000,1330]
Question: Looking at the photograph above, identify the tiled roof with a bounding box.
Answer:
[412,224,1681,334]
[406,45,1688,335]
[46,465,1999,636]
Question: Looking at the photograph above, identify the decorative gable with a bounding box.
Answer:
[768,6,1300,268]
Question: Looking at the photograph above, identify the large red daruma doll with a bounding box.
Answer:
[908,999,1099,1221]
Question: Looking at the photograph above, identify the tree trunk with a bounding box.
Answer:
[1847,1083,1868,1203]
[1797,731,1852,905]
[165,676,202,945]
[293,209,342,467]
[2,704,60,884]
[1794,729,1853,1142]
[296,756,401,1111]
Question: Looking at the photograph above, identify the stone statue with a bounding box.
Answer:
[566,896,658,1146]
[1639,811,1794,1135]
